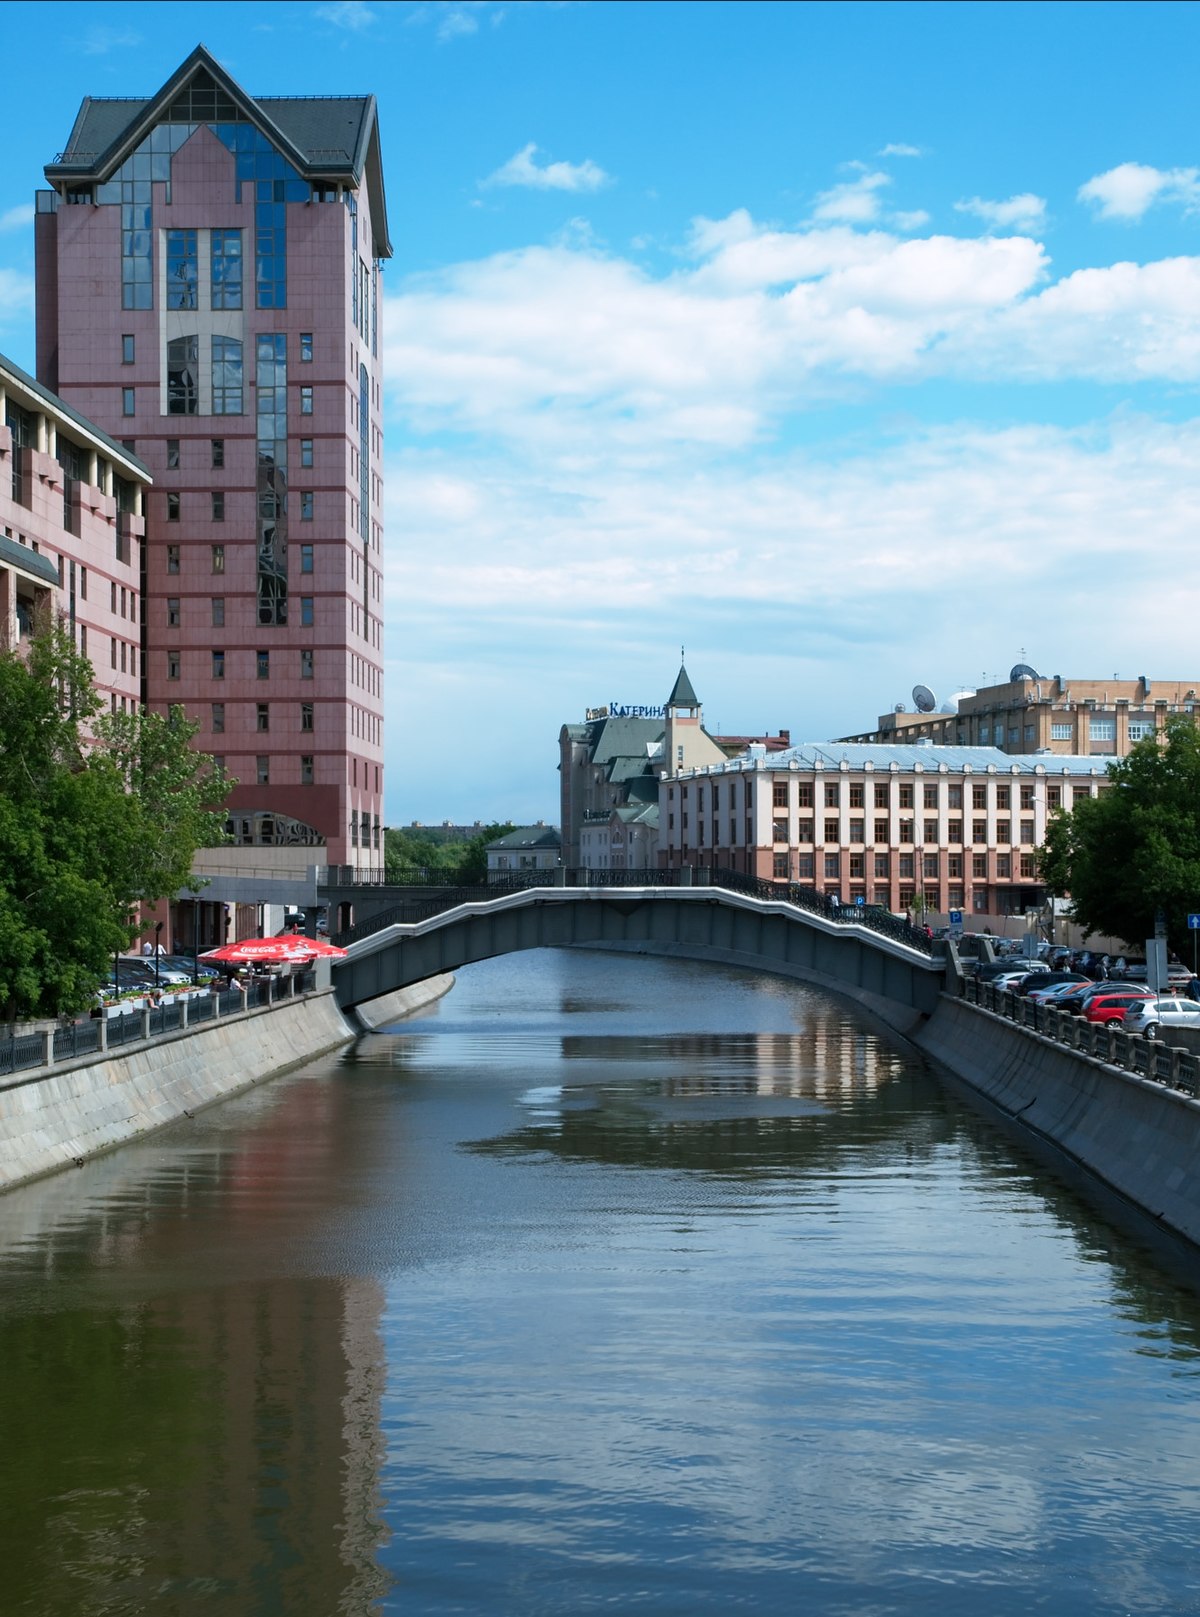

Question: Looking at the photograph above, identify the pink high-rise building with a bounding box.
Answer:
[35,45,389,927]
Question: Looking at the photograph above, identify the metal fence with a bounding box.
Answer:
[332,866,936,956]
[960,974,1200,1096]
[0,970,317,1084]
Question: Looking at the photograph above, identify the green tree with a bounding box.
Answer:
[456,823,516,885]
[1039,715,1200,955]
[0,623,231,1023]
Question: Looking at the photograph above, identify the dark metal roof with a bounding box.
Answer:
[1,349,151,480]
[46,44,391,257]
[0,534,59,588]
[667,664,699,708]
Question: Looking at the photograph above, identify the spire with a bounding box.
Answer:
[668,663,699,709]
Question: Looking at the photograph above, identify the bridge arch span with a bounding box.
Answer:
[334,887,946,1032]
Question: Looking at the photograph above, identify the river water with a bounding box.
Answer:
[3,949,1200,1616]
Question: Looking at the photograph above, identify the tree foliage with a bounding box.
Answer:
[0,623,231,1023]
[384,822,517,884]
[1039,715,1200,955]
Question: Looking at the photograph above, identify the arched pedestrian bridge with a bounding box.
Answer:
[332,878,949,1033]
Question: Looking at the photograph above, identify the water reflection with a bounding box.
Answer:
[4,950,1200,1614]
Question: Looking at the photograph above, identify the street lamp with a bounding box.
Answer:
[154,921,163,989]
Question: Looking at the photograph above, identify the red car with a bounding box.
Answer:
[1083,988,1155,1026]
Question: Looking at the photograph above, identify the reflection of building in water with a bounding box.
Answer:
[0,1077,390,1613]
[561,1008,909,1100]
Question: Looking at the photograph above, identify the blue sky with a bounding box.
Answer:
[2,1,1199,824]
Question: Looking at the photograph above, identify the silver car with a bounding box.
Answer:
[1121,996,1200,1040]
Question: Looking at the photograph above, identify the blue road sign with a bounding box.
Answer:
[1189,914,1200,930]
[949,910,963,925]
[854,895,865,906]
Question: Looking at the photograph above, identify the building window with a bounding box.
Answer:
[874,818,888,842]
[300,491,314,520]
[1020,854,1037,878]
[211,439,225,468]
[849,853,865,878]
[948,786,963,809]
[923,853,939,878]
[773,819,789,843]
[824,782,840,807]
[996,787,1010,810]
[212,336,244,414]
[300,385,313,414]
[773,782,788,808]
[167,597,181,627]
[167,335,199,414]
[257,649,270,679]
[166,544,180,573]
[898,785,914,809]
[167,438,180,469]
[1090,719,1116,743]
[301,755,314,785]
[798,819,814,843]
[1048,786,1062,810]
[997,819,1011,843]
[874,783,889,808]
[122,334,135,364]
[973,853,987,878]
[122,387,135,416]
[167,650,180,680]
[823,818,839,842]
[824,853,840,879]
[797,784,813,808]
[300,649,314,678]
[211,544,225,574]
[301,702,314,732]
[920,818,935,841]
[212,702,225,733]
[211,228,243,309]
[1020,785,1034,809]
[211,596,225,627]
[256,703,270,732]
[899,821,914,843]
[300,543,314,574]
[257,756,270,786]
[849,784,864,809]
[1130,721,1153,743]
[923,785,937,809]
[167,492,180,520]
[949,819,963,843]
[774,853,788,878]
[1020,819,1035,844]
[874,852,889,877]
[300,332,313,361]
[997,853,1012,878]
[970,819,985,843]
[212,650,225,679]
[797,853,814,879]
[301,596,314,626]
[166,229,198,309]
[1051,723,1072,741]
[300,438,313,468]
[899,853,915,879]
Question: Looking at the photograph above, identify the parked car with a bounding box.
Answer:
[975,958,1048,982]
[159,953,220,984]
[1013,970,1089,998]
[1025,976,1092,1004]
[1084,989,1160,1026]
[1122,996,1200,1039]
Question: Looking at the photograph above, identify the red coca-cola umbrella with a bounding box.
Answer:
[200,936,347,965]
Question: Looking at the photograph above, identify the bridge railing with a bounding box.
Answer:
[331,865,935,955]
[959,974,1200,1096]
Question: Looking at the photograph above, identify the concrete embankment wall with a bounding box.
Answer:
[916,994,1200,1248]
[0,990,356,1194]
[351,972,455,1030]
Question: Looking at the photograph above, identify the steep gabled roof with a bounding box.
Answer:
[46,43,391,257]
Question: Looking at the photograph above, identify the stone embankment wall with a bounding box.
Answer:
[0,977,454,1195]
[916,995,1200,1249]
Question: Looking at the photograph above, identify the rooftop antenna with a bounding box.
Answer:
[912,683,937,713]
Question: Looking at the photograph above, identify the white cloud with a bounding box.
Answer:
[0,268,35,327]
[316,0,377,27]
[438,8,479,39]
[78,25,142,54]
[0,205,32,234]
[891,209,931,233]
[1078,162,1200,221]
[812,170,891,224]
[879,143,923,159]
[482,142,611,193]
[955,193,1047,233]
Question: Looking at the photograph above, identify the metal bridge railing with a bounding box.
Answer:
[331,866,936,955]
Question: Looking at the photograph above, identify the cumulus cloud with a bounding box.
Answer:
[955,193,1047,232]
[812,170,891,224]
[1078,162,1200,221]
[879,143,923,158]
[482,142,611,193]
[0,268,35,327]
[0,204,32,234]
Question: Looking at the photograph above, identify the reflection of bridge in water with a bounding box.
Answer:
[332,872,946,1032]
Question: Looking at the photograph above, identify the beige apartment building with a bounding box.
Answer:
[658,742,1113,921]
[841,672,1198,757]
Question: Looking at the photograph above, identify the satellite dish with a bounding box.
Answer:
[939,702,956,714]
[1010,663,1039,681]
[894,702,907,713]
[912,684,937,713]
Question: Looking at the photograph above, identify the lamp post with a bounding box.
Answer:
[154,921,163,989]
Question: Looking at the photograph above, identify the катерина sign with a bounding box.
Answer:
[586,704,666,721]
